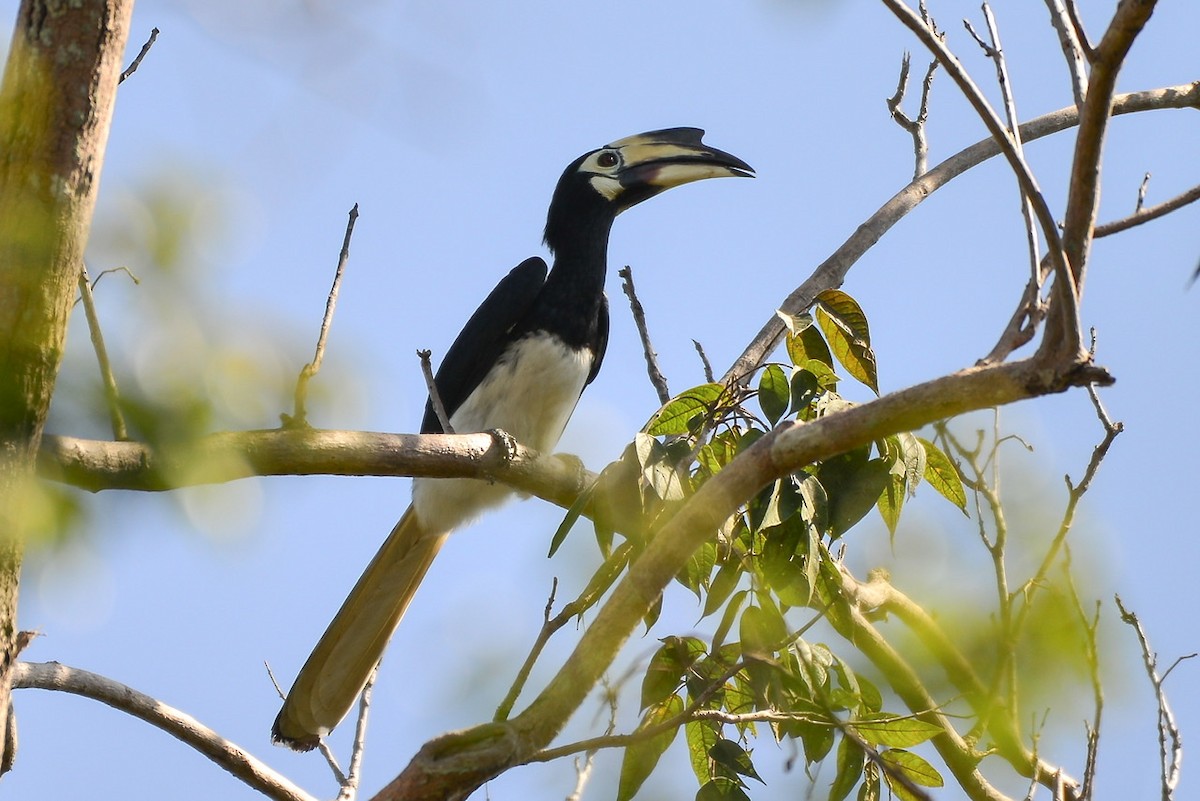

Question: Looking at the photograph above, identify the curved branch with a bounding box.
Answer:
[12,661,317,801]
[720,82,1200,386]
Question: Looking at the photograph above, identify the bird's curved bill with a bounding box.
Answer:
[611,128,754,189]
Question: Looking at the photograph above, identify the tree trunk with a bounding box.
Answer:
[0,0,133,773]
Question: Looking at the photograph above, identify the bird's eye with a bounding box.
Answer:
[596,151,619,169]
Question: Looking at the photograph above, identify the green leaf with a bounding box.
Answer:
[617,694,684,801]
[819,453,892,537]
[641,637,690,711]
[918,436,968,512]
[547,481,594,557]
[703,560,744,619]
[879,749,944,801]
[571,541,632,620]
[815,290,879,395]
[828,733,866,801]
[696,778,752,801]
[686,720,722,786]
[646,383,725,436]
[758,364,790,425]
[789,369,820,415]
[711,588,749,653]
[786,320,834,368]
[708,738,765,784]
[679,540,717,599]
[876,471,904,537]
[853,713,943,748]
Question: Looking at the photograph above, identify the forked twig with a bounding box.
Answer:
[619,266,671,405]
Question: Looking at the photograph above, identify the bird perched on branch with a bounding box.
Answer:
[272,128,753,750]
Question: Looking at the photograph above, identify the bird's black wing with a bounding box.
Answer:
[586,292,609,386]
[421,256,548,433]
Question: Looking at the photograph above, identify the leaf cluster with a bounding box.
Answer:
[550,291,966,800]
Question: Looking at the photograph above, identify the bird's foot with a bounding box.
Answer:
[487,428,519,461]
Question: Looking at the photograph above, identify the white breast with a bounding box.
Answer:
[411,335,593,533]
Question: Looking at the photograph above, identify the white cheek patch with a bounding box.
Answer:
[588,174,623,201]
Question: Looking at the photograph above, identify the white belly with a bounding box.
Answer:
[411,335,593,533]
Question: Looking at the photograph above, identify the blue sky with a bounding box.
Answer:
[7,1,1199,799]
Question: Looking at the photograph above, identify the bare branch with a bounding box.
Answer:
[12,661,317,801]
[288,203,359,428]
[77,262,128,440]
[417,349,455,434]
[1048,0,1158,362]
[1042,0,1088,107]
[888,50,939,179]
[336,666,377,801]
[1115,596,1188,801]
[1063,0,1095,60]
[1094,181,1200,238]
[883,0,1079,362]
[118,27,159,84]
[619,266,671,405]
[720,80,1200,386]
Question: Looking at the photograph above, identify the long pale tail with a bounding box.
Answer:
[272,506,448,750]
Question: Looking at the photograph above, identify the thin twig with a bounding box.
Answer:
[77,262,128,440]
[618,266,670,405]
[969,4,1044,322]
[887,49,939,179]
[1063,553,1102,801]
[1115,596,1189,801]
[1042,0,1089,107]
[1094,181,1200,238]
[417,349,454,434]
[720,82,1200,385]
[336,665,377,801]
[1063,0,1095,60]
[118,27,159,84]
[13,661,317,801]
[1136,172,1152,212]
[288,204,359,429]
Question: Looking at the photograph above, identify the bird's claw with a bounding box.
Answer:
[488,428,519,461]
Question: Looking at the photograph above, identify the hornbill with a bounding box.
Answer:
[272,128,753,750]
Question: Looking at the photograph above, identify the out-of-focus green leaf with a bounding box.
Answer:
[679,540,717,599]
[819,452,892,537]
[547,482,594,557]
[879,749,944,801]
[711,588,749,653]
[853,714,942,748]
[918,436,968,512]
[645,383,725,435]
[571,540,632,621]
[815,289,878,395]
[709,738,765,784]
[828,733,866,801]
[895,432,926,498]
[641,636,706,711]
[617,694,684,801]
[703,561,744,619]
[687,719,722,786]
[696,777,752,801]
[758,364,790,425]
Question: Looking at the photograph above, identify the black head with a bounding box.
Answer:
[543,128,753,255]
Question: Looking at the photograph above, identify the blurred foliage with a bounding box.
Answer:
[35,167,362,549]
[546,290,1106,801]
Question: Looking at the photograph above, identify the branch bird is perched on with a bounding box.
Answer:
[272,128,753,750]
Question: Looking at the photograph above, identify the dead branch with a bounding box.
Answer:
[619,265,671,405]
[12,661,317,801]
